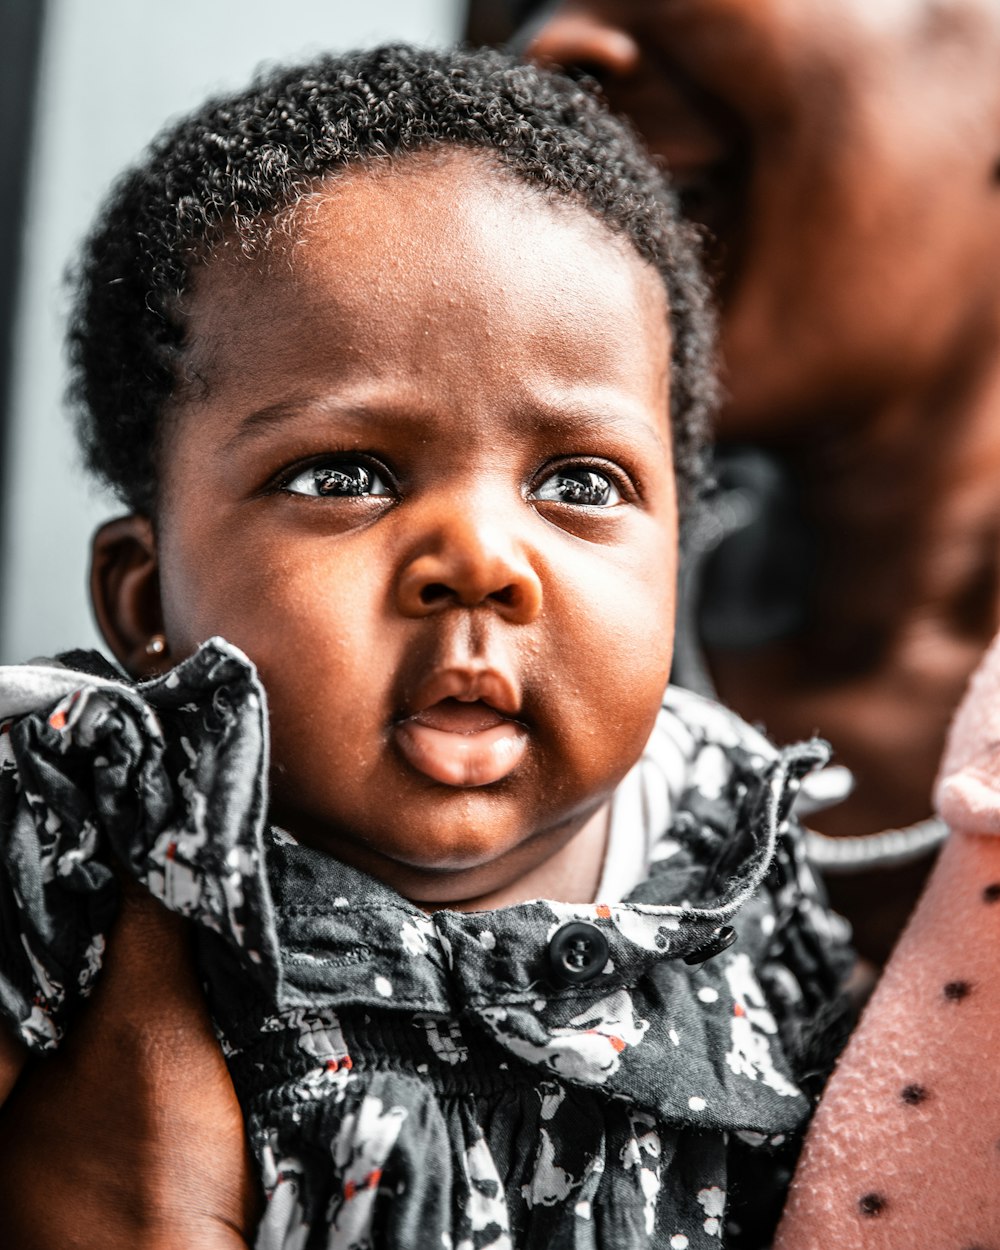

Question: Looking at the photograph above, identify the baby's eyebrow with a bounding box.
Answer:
[223,392,670,454]
[223,396,351,451]
[517,400,670,454]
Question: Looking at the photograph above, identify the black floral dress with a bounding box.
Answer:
[0,639,853,1249]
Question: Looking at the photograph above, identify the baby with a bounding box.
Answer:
[0,45,852,1249]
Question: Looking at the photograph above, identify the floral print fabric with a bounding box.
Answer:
[0,639,852,1248]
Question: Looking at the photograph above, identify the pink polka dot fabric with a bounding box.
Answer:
[776,631,1000,1246]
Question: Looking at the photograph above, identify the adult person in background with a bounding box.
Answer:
[505,0,1000,965]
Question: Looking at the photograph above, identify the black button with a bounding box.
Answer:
[682,925,737,965]
[547,922,609,985]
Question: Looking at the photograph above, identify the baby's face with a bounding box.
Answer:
[154,153,676,906]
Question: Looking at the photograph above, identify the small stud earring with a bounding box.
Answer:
[144,634,167,657]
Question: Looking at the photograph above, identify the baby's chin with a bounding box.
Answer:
[268,793,600,909]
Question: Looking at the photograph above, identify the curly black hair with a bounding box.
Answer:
[69,43,715,516]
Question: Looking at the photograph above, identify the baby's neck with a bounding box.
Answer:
[413,802,611,913]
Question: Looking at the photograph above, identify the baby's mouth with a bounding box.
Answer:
[394,697,528,788]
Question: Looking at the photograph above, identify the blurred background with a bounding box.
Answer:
[0,0,520,663]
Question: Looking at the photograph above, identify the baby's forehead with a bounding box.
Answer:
[179,154,671,400]
[201,151,663,293]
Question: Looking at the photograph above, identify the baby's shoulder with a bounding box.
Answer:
[0,639,271,1052]
[661,683,778,763]
[638,687,852,994]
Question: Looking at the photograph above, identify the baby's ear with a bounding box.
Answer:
[90,515,165,678]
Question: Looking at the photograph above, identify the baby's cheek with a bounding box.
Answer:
[602,580,676,725]
[549,613,672,799]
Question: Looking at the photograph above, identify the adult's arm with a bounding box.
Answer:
[0,882,260,1249]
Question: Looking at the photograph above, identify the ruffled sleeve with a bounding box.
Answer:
[0,638,278,1051]
[658,686,856,1089]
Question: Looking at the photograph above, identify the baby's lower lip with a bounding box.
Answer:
[394,700,527,787]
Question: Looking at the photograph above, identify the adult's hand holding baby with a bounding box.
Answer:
[776,635,1000,1247]
[0,880,259,1249]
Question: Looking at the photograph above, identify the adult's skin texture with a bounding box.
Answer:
[0,152,679,1240]
[527,0,1000,964]
[0,883,259,1249]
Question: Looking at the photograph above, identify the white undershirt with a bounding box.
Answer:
[594,706,695,903]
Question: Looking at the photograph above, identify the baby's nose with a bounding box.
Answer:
[395,519,542,624]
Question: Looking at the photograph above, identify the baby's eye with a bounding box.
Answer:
[282,462,392,498]
[531,466,622,508]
